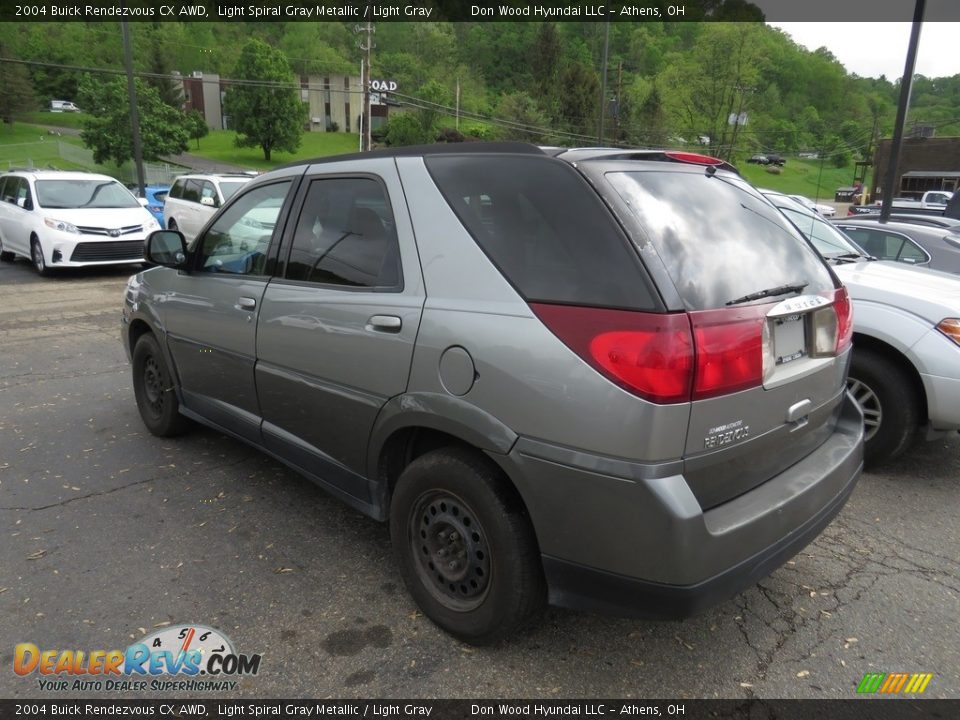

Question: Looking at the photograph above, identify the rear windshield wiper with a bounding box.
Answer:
[726,282,808,306]
[828,252,872,264]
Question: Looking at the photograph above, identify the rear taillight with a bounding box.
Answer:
[530,304,694,404]
[811,286,853,356]
[688,305,767,400]
[532,303,770,403]
[832,287,854,353]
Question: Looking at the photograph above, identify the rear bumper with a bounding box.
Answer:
[500,392,863,618]
[542,463,856,618]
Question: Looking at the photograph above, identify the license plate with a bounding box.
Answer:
[774,315,806,365]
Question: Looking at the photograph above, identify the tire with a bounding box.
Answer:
[0,235,14,262]
[31,237,52,276]
[389,448,546,645]
[847,349,920,467]
[167,218,177,231]
[132,333,191,437]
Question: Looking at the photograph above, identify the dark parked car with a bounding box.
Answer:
[833,217,960,274]
[123,143,862,644]
[747,154,769,164]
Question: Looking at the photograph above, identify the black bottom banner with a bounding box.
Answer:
[0,699,957,720]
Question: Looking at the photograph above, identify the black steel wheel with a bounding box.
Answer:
[410,490,492,611]
[390,448,545,645]
[132,333,190,437]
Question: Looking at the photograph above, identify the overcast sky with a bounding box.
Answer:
[768,23,960,80]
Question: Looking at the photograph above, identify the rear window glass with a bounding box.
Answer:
[606,171,835,310]
[425,155,656,310]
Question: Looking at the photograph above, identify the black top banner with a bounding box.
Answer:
[2,0,960,23]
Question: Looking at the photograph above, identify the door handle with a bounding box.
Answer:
[367,315,402,333]
[237,296,257,311]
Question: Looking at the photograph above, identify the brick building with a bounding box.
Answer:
[871,136,960,200]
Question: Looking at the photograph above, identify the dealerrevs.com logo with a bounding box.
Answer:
[14,624,262,692]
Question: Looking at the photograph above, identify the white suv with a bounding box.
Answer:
[163,173,252,242]
[0,171,160,276]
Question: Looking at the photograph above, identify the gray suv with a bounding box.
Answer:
[122,144,863,644]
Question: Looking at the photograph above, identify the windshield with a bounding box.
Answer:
[35,180,140,209]
[763,194,864,258]
[219,182,248,201]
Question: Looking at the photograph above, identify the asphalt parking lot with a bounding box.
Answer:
[1,259,958,700]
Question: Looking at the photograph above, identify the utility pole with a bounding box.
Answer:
[881,0,925,223]
[456,76,460,132]
[613,60,622,145]
[598,20,610,145]
[355,19,375,151]
[121,19,145,195]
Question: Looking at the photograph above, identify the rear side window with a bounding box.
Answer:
[169,180,184,199]
[285,177,401,289]
[425,155,656,310]
[606,171,835,310]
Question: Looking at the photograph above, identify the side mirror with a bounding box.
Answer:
[138,197,150,207]
[146,230,188,268]
[200,196,216,207]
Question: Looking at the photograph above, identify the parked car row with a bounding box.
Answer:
[0,170,160,274]
[0,171,258,275]
[761,191,960,465]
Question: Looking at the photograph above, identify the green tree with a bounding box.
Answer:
[385,113,427,147]
[0,48,38,126]
[494,91,550,143]
[185,110,209,149]
[223,39,305,162]
[558,62,600,137]
[414,80,452,137]
[76,75,188,166]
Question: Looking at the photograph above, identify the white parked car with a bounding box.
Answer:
[0,171,160,276]
[163,173,252,242]
[789,194,836,217]
[764,190,960,465]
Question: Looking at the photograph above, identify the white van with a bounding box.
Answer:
[50,100,80,112]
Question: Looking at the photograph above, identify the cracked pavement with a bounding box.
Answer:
[1,259,958,700]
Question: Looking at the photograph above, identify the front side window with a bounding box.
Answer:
[34,179,138,209]
[194,181,291,276]
[285,177,401,288]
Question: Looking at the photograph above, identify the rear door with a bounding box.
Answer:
[255,158,424,503]
[163,178,297,442]
[599,165,848,509]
